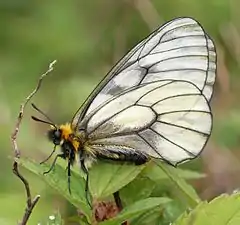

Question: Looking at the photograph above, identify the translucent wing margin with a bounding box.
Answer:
[72,17,216,128]
[80,80,212,165]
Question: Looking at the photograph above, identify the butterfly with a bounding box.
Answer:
[32,17,216,205]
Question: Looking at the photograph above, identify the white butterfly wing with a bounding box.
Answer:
[73,17,216,127]
[80,80,212,165]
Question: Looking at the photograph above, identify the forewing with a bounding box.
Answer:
[72,17,216,128]
[82,81,212,165]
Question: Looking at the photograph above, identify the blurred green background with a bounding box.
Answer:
[1,0,239,224]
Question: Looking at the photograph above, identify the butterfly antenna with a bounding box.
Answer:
[31,103,55,124]
[31,103,57,128]
[31,116,57,128]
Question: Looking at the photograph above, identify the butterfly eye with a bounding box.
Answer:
[47,129,62,145]
[53,130,62,145]
[54,130,61,139]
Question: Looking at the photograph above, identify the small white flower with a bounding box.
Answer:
[49,215,55,221]
[233,189,240,194]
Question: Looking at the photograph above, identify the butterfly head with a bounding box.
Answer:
[31,103,61,144]
[31,103,76,146]
[47,123,75,146]
[47,125,62,146]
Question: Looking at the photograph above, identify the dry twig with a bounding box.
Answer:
[11,60,57,225]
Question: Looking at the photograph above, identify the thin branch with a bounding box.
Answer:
[11,60,57,225]
[113,191,123,211]
[113,192,128,225]
[11,60,57,158]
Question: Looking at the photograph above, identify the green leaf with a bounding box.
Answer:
[130,206,163,225]
[143,162,205,180]
[150,162,200,208]
[99,197,172,225]
[89,162,145,199]
[120,177,156,205]
[162,200,187,225]
[18,158,91,222]
[174,193,240,225]
[68,215,90,225]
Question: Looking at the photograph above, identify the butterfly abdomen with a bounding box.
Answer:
[94,149,149,165]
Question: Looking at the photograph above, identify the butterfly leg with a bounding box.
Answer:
[82,161,91,207]
[40,145,56,164]
[67,157,72,194]
[79,151,91,207]
[43,153,65,175]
